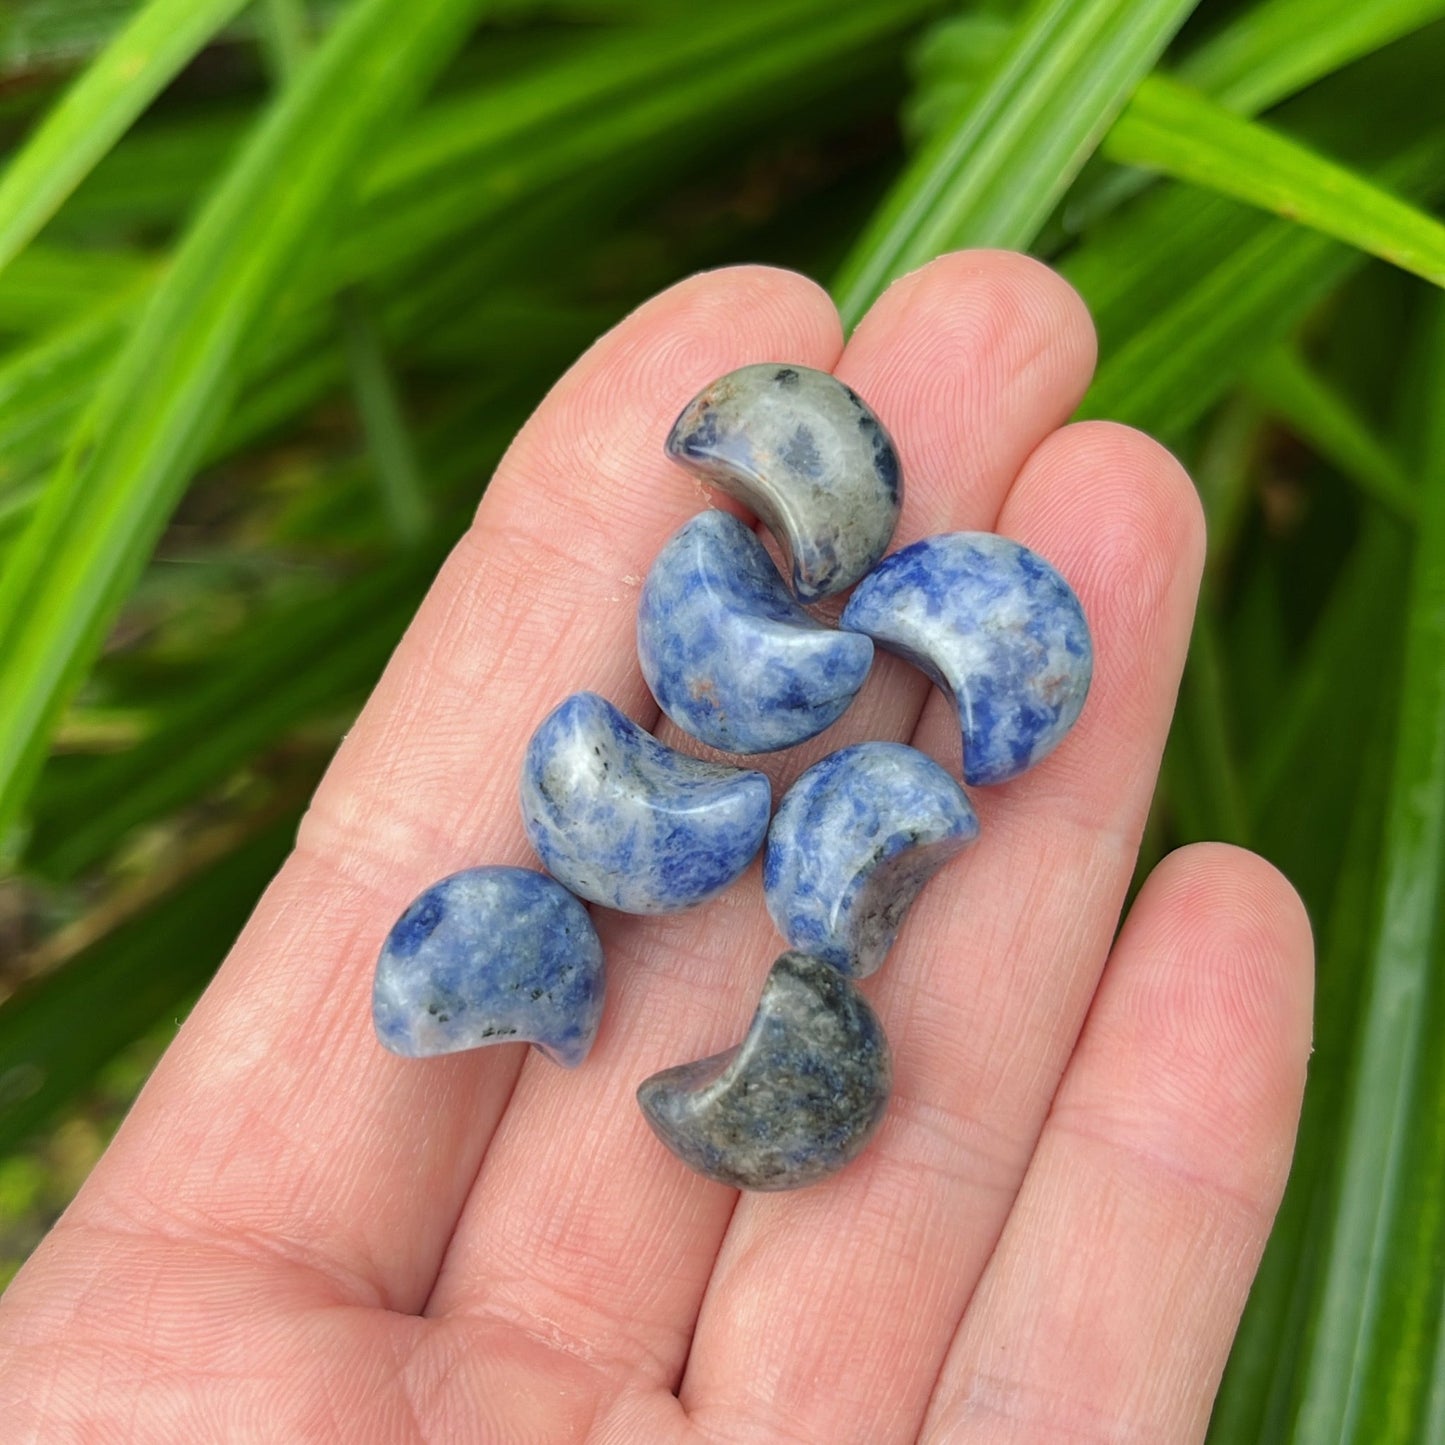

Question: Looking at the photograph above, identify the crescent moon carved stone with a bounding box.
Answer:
[637,951,892,1190]
[521,691,771,914]
[373,866,604,1067]
[665,363,902,601]
[764,742,979,978]
[637,510,873,755]
[841,532,1092,787]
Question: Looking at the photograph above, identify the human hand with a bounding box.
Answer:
[0,254,1313,1443]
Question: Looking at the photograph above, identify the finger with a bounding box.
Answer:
[921,844,1314,1443]
[66,266,842,1314]
[681,421,1204,1444]
[424,252,1099,1392]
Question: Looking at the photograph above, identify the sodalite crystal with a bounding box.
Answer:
[373,866,603,1067]
[521,691,771,914]
[841,532,1092,786]
[764,742,979,977]
[637,951,892,1191]
[637,511,873,754]
[665,363,902,600]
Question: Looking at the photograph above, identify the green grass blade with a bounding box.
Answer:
[1161,611,1251,846]
[1072,15,1445,432]
[343,0,937,287]
[1178,0,1445,114]
[1212,668,1399,1440]
[1074,101,1445,443]
[1246,343,1420,523]
[0,0,251,277]
[832,0,1200,327]
[910,1,1445,243]
[0,813,297,1157]
[912,0,1445,141]
[259,0,312,81]
[1074,200,1351,441]
[1106,74,1445,289]
[338,295,431,544]
[0,0,489,842]
[0,0,930,538]
[253,1,431,547]
[0,244,151,335]
[27,562,429,879]
[1288,298,1445,1443]
[44,108,251,236]
[1248,520,1411,893]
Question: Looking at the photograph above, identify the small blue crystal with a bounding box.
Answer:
[764,742,979,977]
[373,866,604,1067]
[637,951,892,1191]
[520,690,771,914]
[841,532,1092,786]
[637,510,873,754]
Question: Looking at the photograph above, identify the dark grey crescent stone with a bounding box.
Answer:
[636,951,892,1190]
[665,363,903,601]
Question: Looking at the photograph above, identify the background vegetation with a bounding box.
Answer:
[1,0,1443,1438]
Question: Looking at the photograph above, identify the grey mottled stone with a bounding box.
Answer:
[665,363,902,601]
[637,951,892,1190]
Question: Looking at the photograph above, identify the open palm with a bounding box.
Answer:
[0,253,1313,1443]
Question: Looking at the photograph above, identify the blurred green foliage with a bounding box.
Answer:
[1,0,1443,1437]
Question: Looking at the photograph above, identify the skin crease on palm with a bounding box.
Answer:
[0,253,1315,1444]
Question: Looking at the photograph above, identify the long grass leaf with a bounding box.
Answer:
[0,0,489,843]
[0,0,932,542]
[0,244,151,334]
[0,814,297,1157]
[1212,676,1399,1440]
[253,2,431,548]
[1074,109,1445,442]
[1163,612,1250,845]
[1287,298,1445,1443]
[1178,0,1445,114]
[0,0,251,276]
[833,0,1200,327]
[1246,343,1420,523]
[1106,74,1445,290]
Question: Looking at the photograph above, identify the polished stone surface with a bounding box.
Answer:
[637,951,892,1191]
[665,363,902,600]
[637,510,874,754]
[841,532,1092,786]
[521,691,771,914]
[764,742,979,977]
[373,866,604,1067]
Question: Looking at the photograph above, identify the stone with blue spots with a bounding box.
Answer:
[520,691,771,914]
[841,532,1092,786]
[665,363,902,600]
[637,951,892,1191]
[764,742,979,978]
[637,510,873,754]
[372,866,604,1067]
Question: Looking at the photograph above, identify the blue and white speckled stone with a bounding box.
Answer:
[637,511,873,755]
[521,691,771,914]
[373,866,603,1067]
[637,951,892,1191]
[841,532,1092,787]
[764,742,979,977]
[665,363,902,600]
